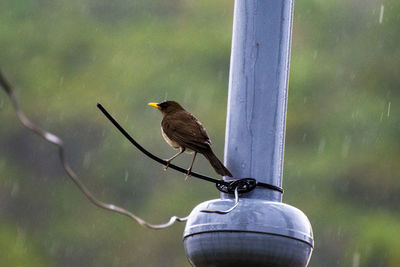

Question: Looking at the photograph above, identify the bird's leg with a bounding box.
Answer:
[164,147,185,171]
[185,152,197,181]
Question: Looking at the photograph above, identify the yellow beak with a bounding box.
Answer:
[148,102,161,109]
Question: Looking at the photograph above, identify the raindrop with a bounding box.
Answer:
[352,252,360,267]
[387,101,391,117]
[379,4,384,24]
[302,133,307,142]
[313,50,318,60]
[351,109,359,120]
[341,136,351,159]
[11,182,19,197]
[124,170,129,182]
[83,152,92,169]
[241,161,246,169]
[318,138,326,154]
[59,76,64,86]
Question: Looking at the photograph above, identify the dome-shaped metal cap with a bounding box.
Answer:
[184,198,313,266]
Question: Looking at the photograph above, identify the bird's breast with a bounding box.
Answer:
[160,127,194,153]
[161,127,179,148]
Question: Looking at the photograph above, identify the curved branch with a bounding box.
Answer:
[97,104,284,194]
[96,103,228,186]
[0,69,188,229]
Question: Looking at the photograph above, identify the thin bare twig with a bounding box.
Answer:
[0,69,189,229]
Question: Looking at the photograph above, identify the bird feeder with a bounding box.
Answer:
[183,1,314,266]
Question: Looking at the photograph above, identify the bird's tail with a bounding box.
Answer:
[203,150,233,177]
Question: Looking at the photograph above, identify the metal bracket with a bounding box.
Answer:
[201,186,240,214]
[216,178,257,194]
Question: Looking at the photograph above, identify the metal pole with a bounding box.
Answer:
[184,1,313,265]
[224,0,294,202]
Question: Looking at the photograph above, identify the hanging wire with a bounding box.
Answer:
[97,103,225,186]
[0,69,190,229]
[97,103,284,195]
[200,186,240,214]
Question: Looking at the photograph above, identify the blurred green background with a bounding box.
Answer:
[0,0,399,266]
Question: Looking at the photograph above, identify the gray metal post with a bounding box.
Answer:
[184,1,314,266]
[223,0,293,202]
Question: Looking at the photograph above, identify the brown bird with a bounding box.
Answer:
[148,100,233,179]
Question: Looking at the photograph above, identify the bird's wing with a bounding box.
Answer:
[162,111,211,151]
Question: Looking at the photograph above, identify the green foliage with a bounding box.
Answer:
[0,0,399,266]
[0,224,47,266]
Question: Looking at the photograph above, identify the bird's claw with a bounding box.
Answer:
[185,169,192,181]
[163,161,170,171]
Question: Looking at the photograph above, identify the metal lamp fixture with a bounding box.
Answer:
[183,1,314,266]
[0,0,313,265]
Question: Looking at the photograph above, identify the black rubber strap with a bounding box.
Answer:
[97,103,284,195]
[216,178,283,194]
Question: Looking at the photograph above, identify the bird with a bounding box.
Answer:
[148,100,233,179]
